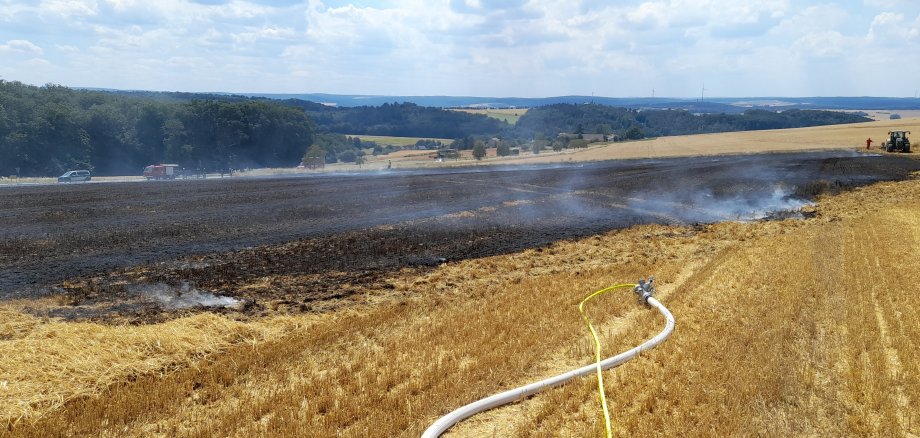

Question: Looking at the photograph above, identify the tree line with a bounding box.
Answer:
[512,104,871,140]
[0,81,313,176]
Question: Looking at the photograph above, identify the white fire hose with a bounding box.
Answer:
[422,279,674,437]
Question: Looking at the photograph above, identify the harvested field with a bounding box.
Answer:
[328,118,919,171]
[3,152,916,303]
[341,135,453,148]
[451,108,528,125]
[2,150,920,436]
[509,117,919,164]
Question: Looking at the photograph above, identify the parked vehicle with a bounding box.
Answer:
[57,170,91,183]
[143,164,180,180]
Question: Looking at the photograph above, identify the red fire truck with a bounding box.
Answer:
[143,164,180,180]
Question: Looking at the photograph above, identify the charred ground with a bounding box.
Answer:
[2,151,918,322]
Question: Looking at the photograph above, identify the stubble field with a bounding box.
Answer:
[1,138,920,436]
[450,108,528,125]
[337,117,920,171]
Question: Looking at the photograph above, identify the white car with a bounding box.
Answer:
[58,170,92,183]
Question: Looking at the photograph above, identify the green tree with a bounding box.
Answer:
[472,141,486,160]
[304,144,324,162]
[338,149,357,163]
[569,139,589,148]
[625,126,644,140]
[496,141,511,157]
[532,139,547,153]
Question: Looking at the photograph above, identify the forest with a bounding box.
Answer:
[291,101,507,138]
[513,104,872,139]
[0,81,313,176]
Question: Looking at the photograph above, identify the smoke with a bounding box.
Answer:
[129,282,240,309]
[629,185,812,223]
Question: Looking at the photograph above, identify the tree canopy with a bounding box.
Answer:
[512,104,871,140]
[297,102,508,138]
[0,81,314,176]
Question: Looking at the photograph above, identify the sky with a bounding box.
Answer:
[1,0,919,98]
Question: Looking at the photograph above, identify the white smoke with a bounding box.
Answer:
[629,185,813,223]
[129,282,240,309]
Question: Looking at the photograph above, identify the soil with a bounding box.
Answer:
[2,151,918,322]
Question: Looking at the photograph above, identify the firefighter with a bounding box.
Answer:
[866,137,873,149]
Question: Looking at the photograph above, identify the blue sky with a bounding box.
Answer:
[1,0,919,97]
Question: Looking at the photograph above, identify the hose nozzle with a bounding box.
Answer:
[634,276,655,304]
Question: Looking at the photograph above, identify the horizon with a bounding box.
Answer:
[49,85,920,101]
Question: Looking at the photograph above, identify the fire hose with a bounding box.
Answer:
[421,278,674,438]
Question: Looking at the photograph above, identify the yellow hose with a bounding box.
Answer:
[578,283,636,438]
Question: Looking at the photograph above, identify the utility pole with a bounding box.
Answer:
[701,84,705,102]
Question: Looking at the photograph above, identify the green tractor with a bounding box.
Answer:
[882,130,911,152]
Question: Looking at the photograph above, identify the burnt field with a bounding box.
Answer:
[2,151,918,320]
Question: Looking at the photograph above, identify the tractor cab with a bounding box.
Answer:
[883,131,911,153]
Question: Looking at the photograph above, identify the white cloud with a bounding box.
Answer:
[22,57,53,68]
[39,0,99,16]
[0,39,44,54]
[55,44,81,53]
[864,0,914,8]
[867,12,920,42]
[792,30,849,58]
[1,0,918,96]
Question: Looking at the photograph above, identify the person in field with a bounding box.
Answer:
[866,137,873,149]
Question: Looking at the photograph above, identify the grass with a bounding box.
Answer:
[2,158,920,435]
[342,135,453,147]
[0,307,301,425]
[451,108,528,125]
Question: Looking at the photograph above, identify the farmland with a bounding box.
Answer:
[2,147,920,436]
[342,135,453,148]
[334,117,920,171]
[451,108,528,125]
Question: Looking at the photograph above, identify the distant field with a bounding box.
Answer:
[831,109,920,121]
[348,117,920,170]
[451,108,528,125]
[343,134,453,147]
[495,116,920,165]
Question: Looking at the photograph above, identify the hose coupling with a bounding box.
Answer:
[634,276,655,304]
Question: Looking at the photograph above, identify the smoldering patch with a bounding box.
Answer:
[627,185,813,223]
[20,281,245,324]
[128,282,241,310]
